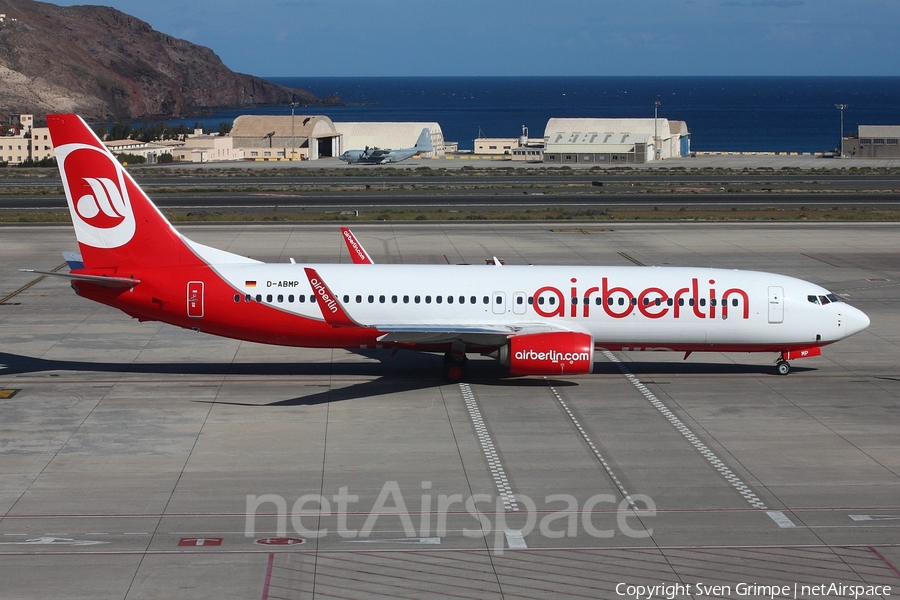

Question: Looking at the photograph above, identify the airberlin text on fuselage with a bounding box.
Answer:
[533,277,750,320]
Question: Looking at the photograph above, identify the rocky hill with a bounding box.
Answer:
[0,0,338,121]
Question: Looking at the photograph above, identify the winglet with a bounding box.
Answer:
[341,228,374,264]
[304,267,363,328]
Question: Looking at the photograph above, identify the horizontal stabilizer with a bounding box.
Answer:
[19,269,140,288]
[62,251,84,270]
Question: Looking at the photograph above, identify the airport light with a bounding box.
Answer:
[654,100,662,160]
[835,104,848,158]
[290,99,300,161]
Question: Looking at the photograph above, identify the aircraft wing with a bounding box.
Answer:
[373,322,574,347]
[302,267,578,347]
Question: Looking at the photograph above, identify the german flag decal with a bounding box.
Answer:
[245,281,257,288]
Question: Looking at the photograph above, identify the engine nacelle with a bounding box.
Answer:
[500,331,594,376]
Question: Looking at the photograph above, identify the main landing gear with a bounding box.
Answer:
[443,352,468,383]
[775,360,791,376]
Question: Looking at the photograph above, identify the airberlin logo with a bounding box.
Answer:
[342,230,369,262]
[75,178,127,227]
[514,349,591,363]
[57,143,136,248]
[309,277,339,314]
[532,277,750,320]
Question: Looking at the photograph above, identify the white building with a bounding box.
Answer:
[335,122,445,157]
[542,118,690,164]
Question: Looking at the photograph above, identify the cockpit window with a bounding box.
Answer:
[809,293,842,305]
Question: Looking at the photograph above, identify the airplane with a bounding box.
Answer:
[339,128,433,164]
[27,114,870,382]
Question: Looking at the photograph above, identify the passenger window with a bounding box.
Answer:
[571,297,578,305]
[356,295,362,303]
[630,298,637,306]
[517,297,524,305]
[483,296,489,304]
[403,295,410,303]
[471,296,477,304]
[548,297,556,305]
[379,295,385,303]
[343,295,349,303]
[392,295,398,303]
[539,297,545,305]
[256,294,262,302]
[689,299,695,306]
[368,295,374,303]
[277,294,284,303]
[709,299,716,306]
[460,296,466,304]
[415,295,421,304]
[309,295,315,302]
[299,295,306,303]
[288,295,294,303]
[233,294,240,303]
[426,296,432,304]
[700,298,706,307]
[732,298,738,306]
[266,294,273,303]
[678,298,684,306]
[447,296,453,304]
[595,297,602,305]
[436,296,442,304]
[655,298,661,306]
[245,295,252,302]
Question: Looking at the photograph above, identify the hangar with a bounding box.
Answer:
[230,115,340,160]
[543,118,690,164]
[334,122,445,157]
[842,126,900,159]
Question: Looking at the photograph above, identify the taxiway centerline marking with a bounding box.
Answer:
[459,383,519,512]
[602,351,786,523]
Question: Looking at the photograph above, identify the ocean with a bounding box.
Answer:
[182,77,900,153]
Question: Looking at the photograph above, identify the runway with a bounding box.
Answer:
[1,222,899,599]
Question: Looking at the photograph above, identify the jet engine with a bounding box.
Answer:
[498,331,595,376]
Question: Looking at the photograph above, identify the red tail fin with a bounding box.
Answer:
[47,114,191,270]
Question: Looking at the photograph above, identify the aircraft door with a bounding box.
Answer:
[767,286,783,324]
[492,291,506,314]
[513,292,527,315]
[187,281,204,318]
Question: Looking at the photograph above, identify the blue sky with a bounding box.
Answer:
[53,0,900,77]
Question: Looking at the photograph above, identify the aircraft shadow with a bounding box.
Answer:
[0,351,804,406]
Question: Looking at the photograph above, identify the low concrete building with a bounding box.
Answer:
[170,129,242,163]
[842,126,900,158]
[231,115,340,160]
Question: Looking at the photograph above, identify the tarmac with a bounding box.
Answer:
[153,153,900,171]
[1,221,899,599]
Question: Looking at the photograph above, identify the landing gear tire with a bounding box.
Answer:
[776,360,791,376]
[443,353,467,383]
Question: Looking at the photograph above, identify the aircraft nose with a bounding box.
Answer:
[844,305,870,338]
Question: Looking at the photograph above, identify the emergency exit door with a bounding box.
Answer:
[187,281,204,318]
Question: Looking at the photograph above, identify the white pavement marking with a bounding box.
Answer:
[504,529,528,549]
[602,351,775,516]
[545,381,636,510]
[766,510,797,528]
[459,383,519,512]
